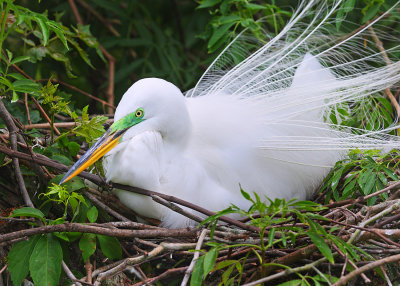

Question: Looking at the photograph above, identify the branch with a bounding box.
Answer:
[332,253,400,286]
[0,101,34,207]
[181,229,208,286]
[0,222,198,243]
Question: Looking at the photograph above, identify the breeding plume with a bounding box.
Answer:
[61,1,400,227]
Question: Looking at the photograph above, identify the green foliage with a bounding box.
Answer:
[320,149,400,204]
[40,182,87,216]
[197,0,291,52]
[195,190,365,285]
[69,105,108,144]
[8,234,62,286]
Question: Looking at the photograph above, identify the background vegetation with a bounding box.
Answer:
[1,0,400,285]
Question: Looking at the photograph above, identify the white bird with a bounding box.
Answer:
[61,1,400,227]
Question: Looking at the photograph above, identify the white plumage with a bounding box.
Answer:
[66,1,400,227]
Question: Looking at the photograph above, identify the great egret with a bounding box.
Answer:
[61,1,400,227]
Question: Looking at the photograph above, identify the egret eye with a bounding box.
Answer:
[135,109,144,118]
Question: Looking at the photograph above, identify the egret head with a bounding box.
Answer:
[60,78,190,184]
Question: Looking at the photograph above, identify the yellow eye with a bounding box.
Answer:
[135,109,144,118]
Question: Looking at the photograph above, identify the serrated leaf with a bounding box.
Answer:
[79,233,97,261]
[87,206,98,223]
[8,235,40,286]
[96,235,122,260]
[35,16,49,46]
[11,207,45,221]
[29,234,63,286]
[307,232,334,263]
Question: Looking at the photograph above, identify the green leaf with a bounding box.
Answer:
[47,21,69,50]
[96,235,122,260]
[278,280,302,286]
[213,259,238,271]
[191,255,205,286]
[12,79,41,93]
[8,235,40,286]
[362,4,382,23]
[208,22,234,50]
[79,233,97,261]
[203,248,218,276]
[35,15,50,46]
[11,56,31,65]
[330,166,344,191]
[67,141,80,157]
[383,167,399,181]
[87,206,98,223]
[198,0,221,9]
[307,232,334,263]
[29,234,63,286]
[10,207,45,222]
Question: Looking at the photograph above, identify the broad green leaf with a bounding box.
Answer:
[307,232,334,263]
[86,206,98,223]
[198,0,221,9]
[79,233,97,261]
[383,167,399,181]
[96,235,122,260]
[8,235,40,286]
[12,79,41,93]
[203,248,218,276]
[67,141,80,157]
[190,255,205,286]
[10,207,45,222]
[11,56,31,65]
[362,4,382,23]
[29,234,63,286]
[208,22,234,50]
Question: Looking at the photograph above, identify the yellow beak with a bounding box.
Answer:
[60,129,123,184]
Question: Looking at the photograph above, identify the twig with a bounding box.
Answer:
[133,266,188,286]
[367,23,400,117]
[38,79,116,110]
[348,200,400,244]
[85,191,131,222]
[62,260,82,286]
[75,0,120,37]
[24,93,31,124]
[30,96,61,136]
[332,253,400,286]
[66,1,115,114]
[84,259,93,284]
[24,122,76,130]
[243,256,330,286]
[151,194,204,224]
[0,101,34,207]
[94,242,194,285]
[0,222,198,243]
[68,0,83,25]
[181,229,208,286]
